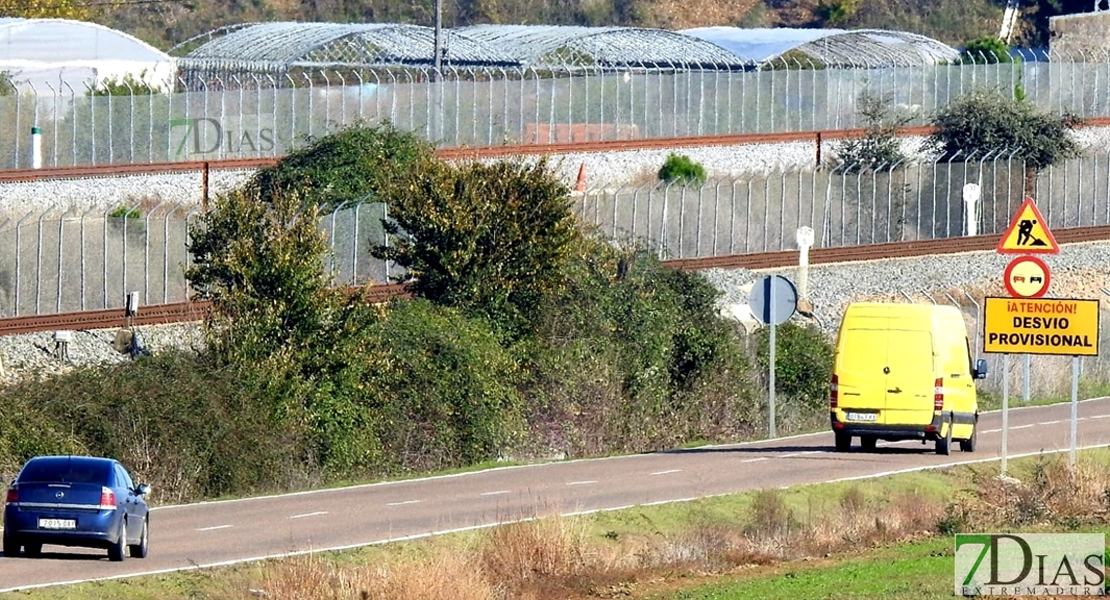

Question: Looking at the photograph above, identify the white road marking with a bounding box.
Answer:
[290,511,328,519]
[779,451,821,458]
[196,525,232,531]
[740,457,769,463]
[1041,420,1061,425]
[566,480,597,486]
[1090,414,1110,419]
[650,469,681,475]
[1010,424,1034,430]
[480,490,510,496]
[386,500,421,506]
[981,428,1001,434]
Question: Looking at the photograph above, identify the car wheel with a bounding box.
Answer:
[2,533,18,557]
[108,519,127,562]
[959,421,978,453]
[936,422,952,456]
[23,543,42,558]
[834,431,851,452]
[860,436,877,452]
[129,517,149,559]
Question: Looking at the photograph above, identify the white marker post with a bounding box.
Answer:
[963,183,980,236]
[1022,354,1030,403]
[796,226,814,301]
[31,126,42,169]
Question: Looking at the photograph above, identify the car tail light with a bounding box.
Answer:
[830,374,839,409]
[934,378,944,411]
[99,487,117,510]
[4,488,15,504]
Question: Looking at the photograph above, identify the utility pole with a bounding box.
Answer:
[433,0,443,81]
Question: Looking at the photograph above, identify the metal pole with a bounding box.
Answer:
[1022,353,1030,403]
[769,276,777,439]
[1071,355,1079,469]
[1002,353,1009,475]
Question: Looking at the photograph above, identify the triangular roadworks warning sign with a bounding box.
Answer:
[997,197,1059,254]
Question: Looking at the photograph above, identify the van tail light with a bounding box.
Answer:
[4,488,16,504]
[99,487,117,510]
[830,374,839,409]
[934,378,944,411]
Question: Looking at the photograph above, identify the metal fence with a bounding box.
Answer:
[3,49,1110,169]
[3,149,1109,318]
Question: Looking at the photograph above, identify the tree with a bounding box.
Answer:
[832,91,913,172]
[372,159,580,337]
[961,36,1014,64]
[185,187,334,365]
[925,89,1083,193]
[0,0,88,19]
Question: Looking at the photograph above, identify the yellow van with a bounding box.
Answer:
[829,302,988,455]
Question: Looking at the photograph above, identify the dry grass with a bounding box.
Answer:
[235,457,1109,600]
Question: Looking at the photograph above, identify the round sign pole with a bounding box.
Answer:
[769,277,776,439]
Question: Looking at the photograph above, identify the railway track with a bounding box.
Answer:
[4,227,1110,336]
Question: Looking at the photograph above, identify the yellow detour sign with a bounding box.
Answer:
[996,197,1059,254]
[984,297,1100,356]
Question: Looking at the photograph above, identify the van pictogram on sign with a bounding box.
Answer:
[997,198,1059,254]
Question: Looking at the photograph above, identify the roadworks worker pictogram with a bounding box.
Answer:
[997,198,1059,254]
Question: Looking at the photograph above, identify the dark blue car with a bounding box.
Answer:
[3,456,150,561]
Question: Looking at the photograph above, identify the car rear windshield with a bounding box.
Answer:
[18,459,111,485]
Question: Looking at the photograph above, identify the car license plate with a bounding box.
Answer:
[38,518,76,530]
[846,412,878,422]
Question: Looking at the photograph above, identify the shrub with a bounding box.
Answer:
[248,121,435,211]
[374,158,580,339]
[657,153,707,185]
[752,321,835,410]
[832,91,913,172]
[961,36,1014,64]
[925,89,1082,172]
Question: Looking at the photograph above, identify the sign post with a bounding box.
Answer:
[1002,353,1009,475]
[749,275,798,439]
[1071,357,1079,468]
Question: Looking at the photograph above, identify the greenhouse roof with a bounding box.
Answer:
[454,24,752,67]
[174,22,518,70]
[682,27,961,67]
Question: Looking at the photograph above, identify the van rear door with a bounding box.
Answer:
[837,327,934,424]
[882,329,936,425]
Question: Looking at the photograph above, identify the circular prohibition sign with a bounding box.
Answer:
[1003,255,1051,298]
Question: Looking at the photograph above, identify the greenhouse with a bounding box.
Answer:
[453,24,752,69]
[0,18,175,94]
[683,27,962,68]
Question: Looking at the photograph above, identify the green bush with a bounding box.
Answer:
[926,89,1082,171]
[833,91,912,172]
[374,158,579,339]
[961,36,1014,64]
[752,321,835,410]
[520,236,757,455]
[248,121,435,211]
[657,153,707,185]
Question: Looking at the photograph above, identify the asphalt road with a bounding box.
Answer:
[3,397,1110,592]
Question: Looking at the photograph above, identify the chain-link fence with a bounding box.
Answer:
[2,149,1109,317]
[3,50,1110,169]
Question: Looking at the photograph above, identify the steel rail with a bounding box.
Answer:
[4,118,1109,183]
[3,228,1109,337]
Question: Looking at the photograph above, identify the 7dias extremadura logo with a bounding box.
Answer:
[955,533,1106,596]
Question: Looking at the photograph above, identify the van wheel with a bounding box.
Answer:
[959,422,977,453]
[860,436,877,452]
[834,431,851,452]
[936,423,952,456]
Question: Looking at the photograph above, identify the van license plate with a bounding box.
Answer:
[846,412,878,422]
